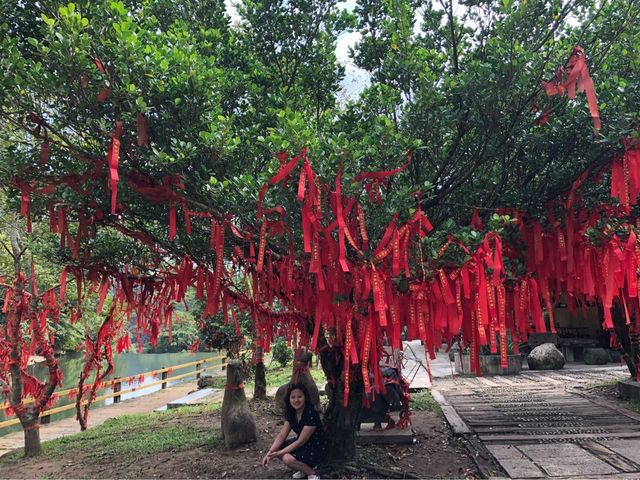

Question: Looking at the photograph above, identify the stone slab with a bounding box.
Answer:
[496,459,545,478]
[431,389,471,434]
[486,444,529,460]
[581,441,639,473]
[618,380,640,402]
[603,439,640,465]
[356,423,414,444]
[543,463,617,476]
[165,387,222,409]
[517,443,618,476]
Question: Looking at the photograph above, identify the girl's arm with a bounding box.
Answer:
[268,421,292,453]
[271,425,316,457]
[263,422,292,468]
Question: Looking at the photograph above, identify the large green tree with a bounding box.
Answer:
[348,0,640,224]
[2,0,640,462]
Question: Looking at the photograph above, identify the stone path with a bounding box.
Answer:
[434,365,640,479]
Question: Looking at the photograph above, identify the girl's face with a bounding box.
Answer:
[289,388,305,411]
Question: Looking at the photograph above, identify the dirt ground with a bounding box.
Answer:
[0,398,479,479]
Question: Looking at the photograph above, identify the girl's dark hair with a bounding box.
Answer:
[283,383,312,424]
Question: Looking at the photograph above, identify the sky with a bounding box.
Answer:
[224,0,370,101]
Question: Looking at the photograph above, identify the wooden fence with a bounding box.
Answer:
[0,353,228,430]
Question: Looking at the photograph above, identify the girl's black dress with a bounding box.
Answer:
[281,404,327,466]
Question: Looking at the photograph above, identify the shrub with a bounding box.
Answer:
[272,337,293,368]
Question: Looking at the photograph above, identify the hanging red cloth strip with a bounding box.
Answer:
[108,121,124,215]
[542,46,600,130]
[257,150,301,219]
[335,168,349,272]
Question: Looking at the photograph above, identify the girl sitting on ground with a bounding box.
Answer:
[261,383,326,480]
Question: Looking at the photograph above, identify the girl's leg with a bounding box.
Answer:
[281,454,315,476]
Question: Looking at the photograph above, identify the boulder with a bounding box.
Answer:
[609,349,622,363]
[583,347,609,365]
[274,350,321,414]
[197,375,216,389]
[527,343,565,370]
[221,360,256,449]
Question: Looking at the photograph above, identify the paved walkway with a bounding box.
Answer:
[0,382,196,458]
[434,365,640,479]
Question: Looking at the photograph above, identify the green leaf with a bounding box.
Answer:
[41,13,56,26]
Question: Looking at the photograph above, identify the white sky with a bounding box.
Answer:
[224,0,370,101]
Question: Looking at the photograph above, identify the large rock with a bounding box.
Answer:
[609,349,622,363]
[197,375,216,389]
[221,360,256,449]
[583,347,609,365]
[274,349,321,414]
[527,343,565,370]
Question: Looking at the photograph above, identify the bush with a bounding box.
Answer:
[272,337,293,368]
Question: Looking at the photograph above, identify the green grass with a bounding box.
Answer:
[0,403,222,466]
[206,363,327,390]
[411,390,441,414]
[587,378,619,391]
[264,365,326,387]
[621,400,640,414]
[586,378,640,414]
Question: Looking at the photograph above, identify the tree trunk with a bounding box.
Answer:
[21,406,42,457]
[318,339,363,463]
[323,376,363,462]
[254,360,267,400]
[612,304,638,380]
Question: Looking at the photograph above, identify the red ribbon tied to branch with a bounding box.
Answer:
[354,151,413,203]
[542,46,601,130]
[108,121,124,215]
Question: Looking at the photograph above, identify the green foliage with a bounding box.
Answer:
[197,306,252,358]
[204,357,325,388]
[1,0,639,274]
[622,399,640,414]
[349,0,640,228]
[411,389,441,414]
[271,336,293,368]
[145,310,201,353]
[479,335,515,356]
[0,0,355,276]
[264,364,326,387]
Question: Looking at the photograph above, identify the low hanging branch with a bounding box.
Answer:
[75,302,119,431]
[0,268,62,457]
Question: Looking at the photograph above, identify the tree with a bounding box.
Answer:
[2,0,640,462]
[0,211,62,457]
[349,0,640,223]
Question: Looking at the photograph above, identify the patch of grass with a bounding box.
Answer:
[0,450,22,465]
[264,365,326,387]
[585,378,640,415]
[204,375,228,389]
[411,389,441,414]
[205,364,326,390]
[622,400,640,414]
[0,403,223,466]
[587,378,619,391]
